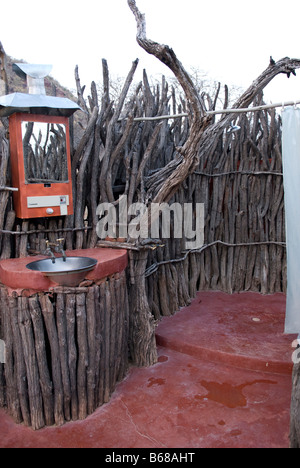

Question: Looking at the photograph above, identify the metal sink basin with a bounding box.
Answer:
[26,256,97,287]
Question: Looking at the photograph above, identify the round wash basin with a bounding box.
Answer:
[26,256,98,287]
[0,248,128,292]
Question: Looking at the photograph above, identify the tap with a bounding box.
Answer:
[56,238,66,262]
[45,240,56,264]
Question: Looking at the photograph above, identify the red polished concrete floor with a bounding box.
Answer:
[0,291,296,448]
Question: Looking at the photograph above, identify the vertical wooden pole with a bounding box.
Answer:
[65,293,78,421]
[56,293,71,422]
[40,294,65,426]
[28,295,54,426]
[76,292,88,420]
[18,297,45,430]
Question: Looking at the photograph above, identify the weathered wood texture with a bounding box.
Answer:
[146,95,286,310]
[0,11,298,439]
[0,272,129,429]
[0,42,291,367]
[0,79,286,285]
[0,66,287,361]
[0,32,296,438]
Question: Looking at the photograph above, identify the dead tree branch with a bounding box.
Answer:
[128,0,213,206]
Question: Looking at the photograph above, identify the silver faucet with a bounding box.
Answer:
[45,240,57,264]
[45,238,66,263]
[56,238,67,262]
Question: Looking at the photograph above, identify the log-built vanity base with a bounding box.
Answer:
[0,249,129,430]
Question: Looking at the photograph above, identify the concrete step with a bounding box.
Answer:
[156,291,296,375]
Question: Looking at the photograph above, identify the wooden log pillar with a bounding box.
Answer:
[128,250,157,367]
[0,271,129,429]
[290,361,300,447]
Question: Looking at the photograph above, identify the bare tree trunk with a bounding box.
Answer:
[128,250,157,366]
[128,0,300,206]
[128,0,212,207]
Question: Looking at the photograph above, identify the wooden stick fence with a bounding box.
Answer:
[0,271,129,429]
[144,96,286,318]
[0,61,287,368]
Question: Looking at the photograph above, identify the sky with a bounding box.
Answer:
[1,0,300,106]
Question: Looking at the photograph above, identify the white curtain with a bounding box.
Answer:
[282,107,300,333]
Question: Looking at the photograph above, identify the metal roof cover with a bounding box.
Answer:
[0,92,82,117]
[0,63,82,117]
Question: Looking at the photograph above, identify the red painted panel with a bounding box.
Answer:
[9,113,73,219]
